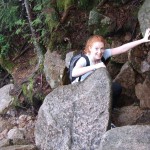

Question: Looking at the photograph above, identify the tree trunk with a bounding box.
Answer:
[24,0,43,70]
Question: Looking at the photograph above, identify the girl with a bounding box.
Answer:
[71,28,150,108]
[72,28,150,83]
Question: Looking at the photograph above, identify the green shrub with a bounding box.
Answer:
[0,34,10,58]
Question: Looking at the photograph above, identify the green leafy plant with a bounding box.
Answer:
[0,34,10,58]
[22,78,34,105]
[77,0,100,10]
[0,0,21,31]
[56,0,74,12]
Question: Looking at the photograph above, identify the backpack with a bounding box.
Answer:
[68,53,90,83]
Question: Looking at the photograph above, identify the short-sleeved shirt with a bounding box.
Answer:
[72,49,111,83]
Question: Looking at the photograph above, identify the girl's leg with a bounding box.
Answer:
[112,82,122,108]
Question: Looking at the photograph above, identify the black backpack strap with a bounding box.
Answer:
[78,54,90,81]
[101,56,106,64]
[69,53,82,82]
[81,54,90,66]
[101,56,110,66]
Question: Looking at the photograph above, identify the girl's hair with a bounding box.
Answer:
[84,35,105,54]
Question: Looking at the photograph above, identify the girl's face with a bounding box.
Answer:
[89,41,105,60]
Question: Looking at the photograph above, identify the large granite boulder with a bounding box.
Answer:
[0,84,14,114]
[44,50,65,89]
[35,68,112,150]
[113,62,136,106]
[138,0,150,36]
[128,44,150,74]
[99,125,150,150]
[0,145,37,150]
[135,75,150,109]
[112,106,150,126]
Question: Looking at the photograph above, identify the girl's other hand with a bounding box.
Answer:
[143,28,150,42]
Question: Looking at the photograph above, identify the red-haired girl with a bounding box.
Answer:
[72,28,150,83]
[71,28,150,108]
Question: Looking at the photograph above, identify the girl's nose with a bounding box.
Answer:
[99,49,103,54]
[98,49,101,53]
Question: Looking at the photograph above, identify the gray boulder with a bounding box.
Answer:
[99,125,150,150]
[88,9,114,36]
[0,84,14,114]
[44,50,65,89]
[138,0,150,36]
[135,76,150,109]
[112,106,150,126]
[0,145,37,150]
[35,68,112,150]
[113,62,136,106]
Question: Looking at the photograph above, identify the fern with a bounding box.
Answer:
[0,1,20,31]
[0,34,10,58]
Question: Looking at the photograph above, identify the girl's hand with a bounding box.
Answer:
[143,28,150,42]
[94,62,106,69]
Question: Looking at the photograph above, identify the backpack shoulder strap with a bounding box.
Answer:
[101,56,110,66]
[78,54,90,81]
[69,53,83,82]
[101,56,105,64]
[81,53,90,66]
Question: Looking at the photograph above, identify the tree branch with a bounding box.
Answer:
[24,0,44,70]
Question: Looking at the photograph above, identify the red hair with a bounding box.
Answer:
[84,35,105,54]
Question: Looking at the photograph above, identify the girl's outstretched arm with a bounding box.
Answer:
[110,28,150,56]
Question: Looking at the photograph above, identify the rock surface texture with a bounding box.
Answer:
[99,125,150,150]
[35,68,112,150]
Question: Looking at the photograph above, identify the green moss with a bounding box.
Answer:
[64,0,74,11]
[48,30,69,54]
[93,26,109,37]
[0,56,14,74]
[22,83,27,96]
[57,0,74,11]
[22,78,34,105]
[46,12,59,33]
[56,0,65,11]
[77,0,100,10]
[34,93,45,101]
[29,56,39,69]
[12,96,22,108]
